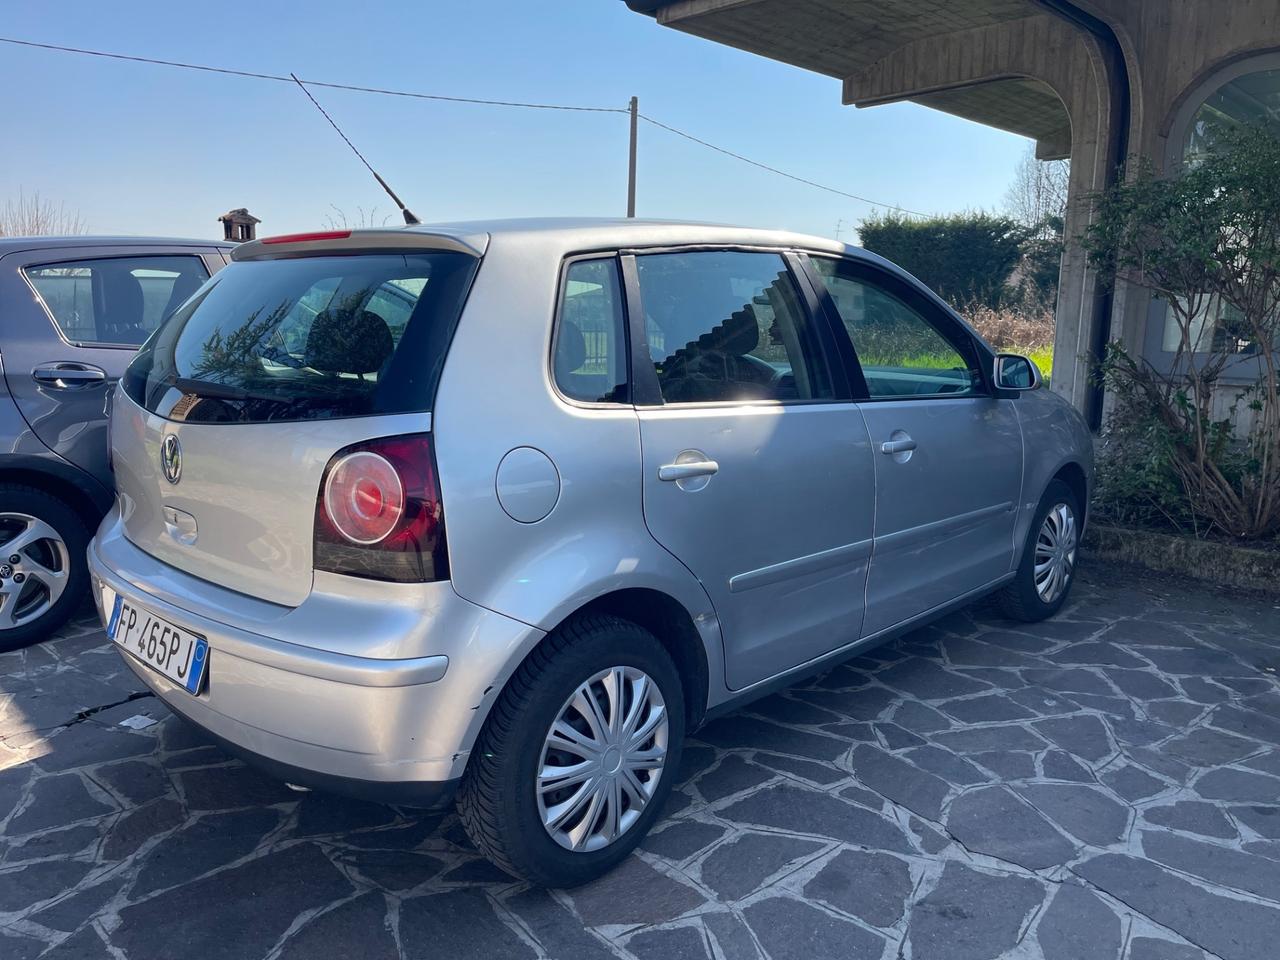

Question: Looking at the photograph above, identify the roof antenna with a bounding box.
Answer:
[289,72,420,225]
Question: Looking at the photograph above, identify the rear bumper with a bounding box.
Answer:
[161,702,459,809]
[88,510,544,800]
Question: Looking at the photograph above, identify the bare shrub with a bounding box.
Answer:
[962,302,1055,352]
[0,189,86,237]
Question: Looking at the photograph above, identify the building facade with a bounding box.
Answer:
[628,0,1280,428]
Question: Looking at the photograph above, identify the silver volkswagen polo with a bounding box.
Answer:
[90,219,1091,886]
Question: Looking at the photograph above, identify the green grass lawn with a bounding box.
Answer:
[1026,346,1054,382]
[860,344,1055,384]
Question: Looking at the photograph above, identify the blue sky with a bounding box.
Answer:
[1,1,1029,242]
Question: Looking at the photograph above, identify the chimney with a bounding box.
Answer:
[217,208,262,243]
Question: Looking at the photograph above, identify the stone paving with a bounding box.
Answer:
[1,561,1278,960]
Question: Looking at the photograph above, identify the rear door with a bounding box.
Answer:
[631,249,876,690]
[806,255,1022,636]
[0,245,220,484]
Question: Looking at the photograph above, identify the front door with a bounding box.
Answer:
[807,255,1023,636]
[630,249,876,690]
[0,245,220,486]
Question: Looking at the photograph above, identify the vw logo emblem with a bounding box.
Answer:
[161,434,182,485]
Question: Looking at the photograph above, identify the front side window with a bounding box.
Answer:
[811,257,981,399]
[634,251,833,404]
[554,258,628,403]
[123,252,478,423]
[25,255,210,347]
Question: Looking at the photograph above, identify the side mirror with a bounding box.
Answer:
[994,353,1042,392]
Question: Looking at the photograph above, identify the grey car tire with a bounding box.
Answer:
[457,614,685,887]
[998,478,1081,622]
[0,484,90,652]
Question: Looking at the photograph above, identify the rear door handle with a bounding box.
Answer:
[33,363,107,387]
[880,438,917,455]
[658,460,719,481]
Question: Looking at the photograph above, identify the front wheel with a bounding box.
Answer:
[998,478,1081,622]
[457,614,684,887]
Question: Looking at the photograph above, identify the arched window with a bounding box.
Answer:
[1183,66,1280,162]
[1144,54,1280,375]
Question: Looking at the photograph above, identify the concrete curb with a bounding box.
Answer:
[1084,522,1280,594]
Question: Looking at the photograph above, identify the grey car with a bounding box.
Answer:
[89,219,1092,886]
[0,237,229,649]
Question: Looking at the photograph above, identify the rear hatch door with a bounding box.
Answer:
[111,232,482,606]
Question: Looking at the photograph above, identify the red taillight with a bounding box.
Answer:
[314,433,448,582]
[261,230,352,245]
[324,451,404,543]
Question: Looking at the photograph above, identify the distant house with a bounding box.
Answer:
[218,208,261,243]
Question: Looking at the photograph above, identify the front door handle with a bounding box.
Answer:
[658,460,719,481]
[33,363,107,388]
[880,438,917,455]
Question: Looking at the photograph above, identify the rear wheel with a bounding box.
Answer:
[458,614,684,887]
[998,478,1080,622]
[0,485,90,652]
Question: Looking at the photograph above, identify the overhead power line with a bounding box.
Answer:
[638,114,927,217]
[0,35,928,218]
[0,37,627,113]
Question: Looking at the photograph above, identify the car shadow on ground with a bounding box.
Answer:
[1,560,1279,960]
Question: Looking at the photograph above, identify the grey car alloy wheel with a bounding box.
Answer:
[536,665,669,852]
[0,512,71,630]
[1034,501,1077,604]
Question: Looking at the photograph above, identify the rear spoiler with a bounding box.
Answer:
[231,228,487,261]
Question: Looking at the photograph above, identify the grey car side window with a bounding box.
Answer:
[25,255,210,348]
[634,250,834,404]
[810,256,981,400]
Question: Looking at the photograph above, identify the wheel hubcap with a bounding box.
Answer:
[537,665,669,853]
[0,513,70,631]
[1034,502,1077,604]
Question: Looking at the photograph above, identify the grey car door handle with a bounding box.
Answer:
[33,363,107,386]
[658,460,719,481]
[880,438,918,455]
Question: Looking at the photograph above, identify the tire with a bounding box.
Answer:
[998,478,1081,622]
[0,484,91,652]
[457,614,685,887]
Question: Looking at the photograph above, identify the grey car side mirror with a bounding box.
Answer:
[994,353,1042,392]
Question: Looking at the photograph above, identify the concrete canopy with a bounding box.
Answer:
[630,0,1074,160]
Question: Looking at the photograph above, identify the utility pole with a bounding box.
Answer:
[627,96,638,218]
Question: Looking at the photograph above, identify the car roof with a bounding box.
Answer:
[237,216,918,297]
[401,217,856,256]
[0,235,233,255]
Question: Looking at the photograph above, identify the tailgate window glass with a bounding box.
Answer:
[123,252,478,423]
[25,255,210,347]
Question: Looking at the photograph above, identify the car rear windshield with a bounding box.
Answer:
[123,252,479,423]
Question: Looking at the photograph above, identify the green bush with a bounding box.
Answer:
[859,212,1024,309]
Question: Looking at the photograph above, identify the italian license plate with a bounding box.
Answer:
[107,592,209,695]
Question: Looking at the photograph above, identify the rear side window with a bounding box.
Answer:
[25,255,210,347]
[634,251,834,404]
[810,257,982,399]
[554,258,628,403]
[123,252,478,423]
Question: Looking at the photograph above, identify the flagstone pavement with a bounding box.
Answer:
[1,560,1278,960]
